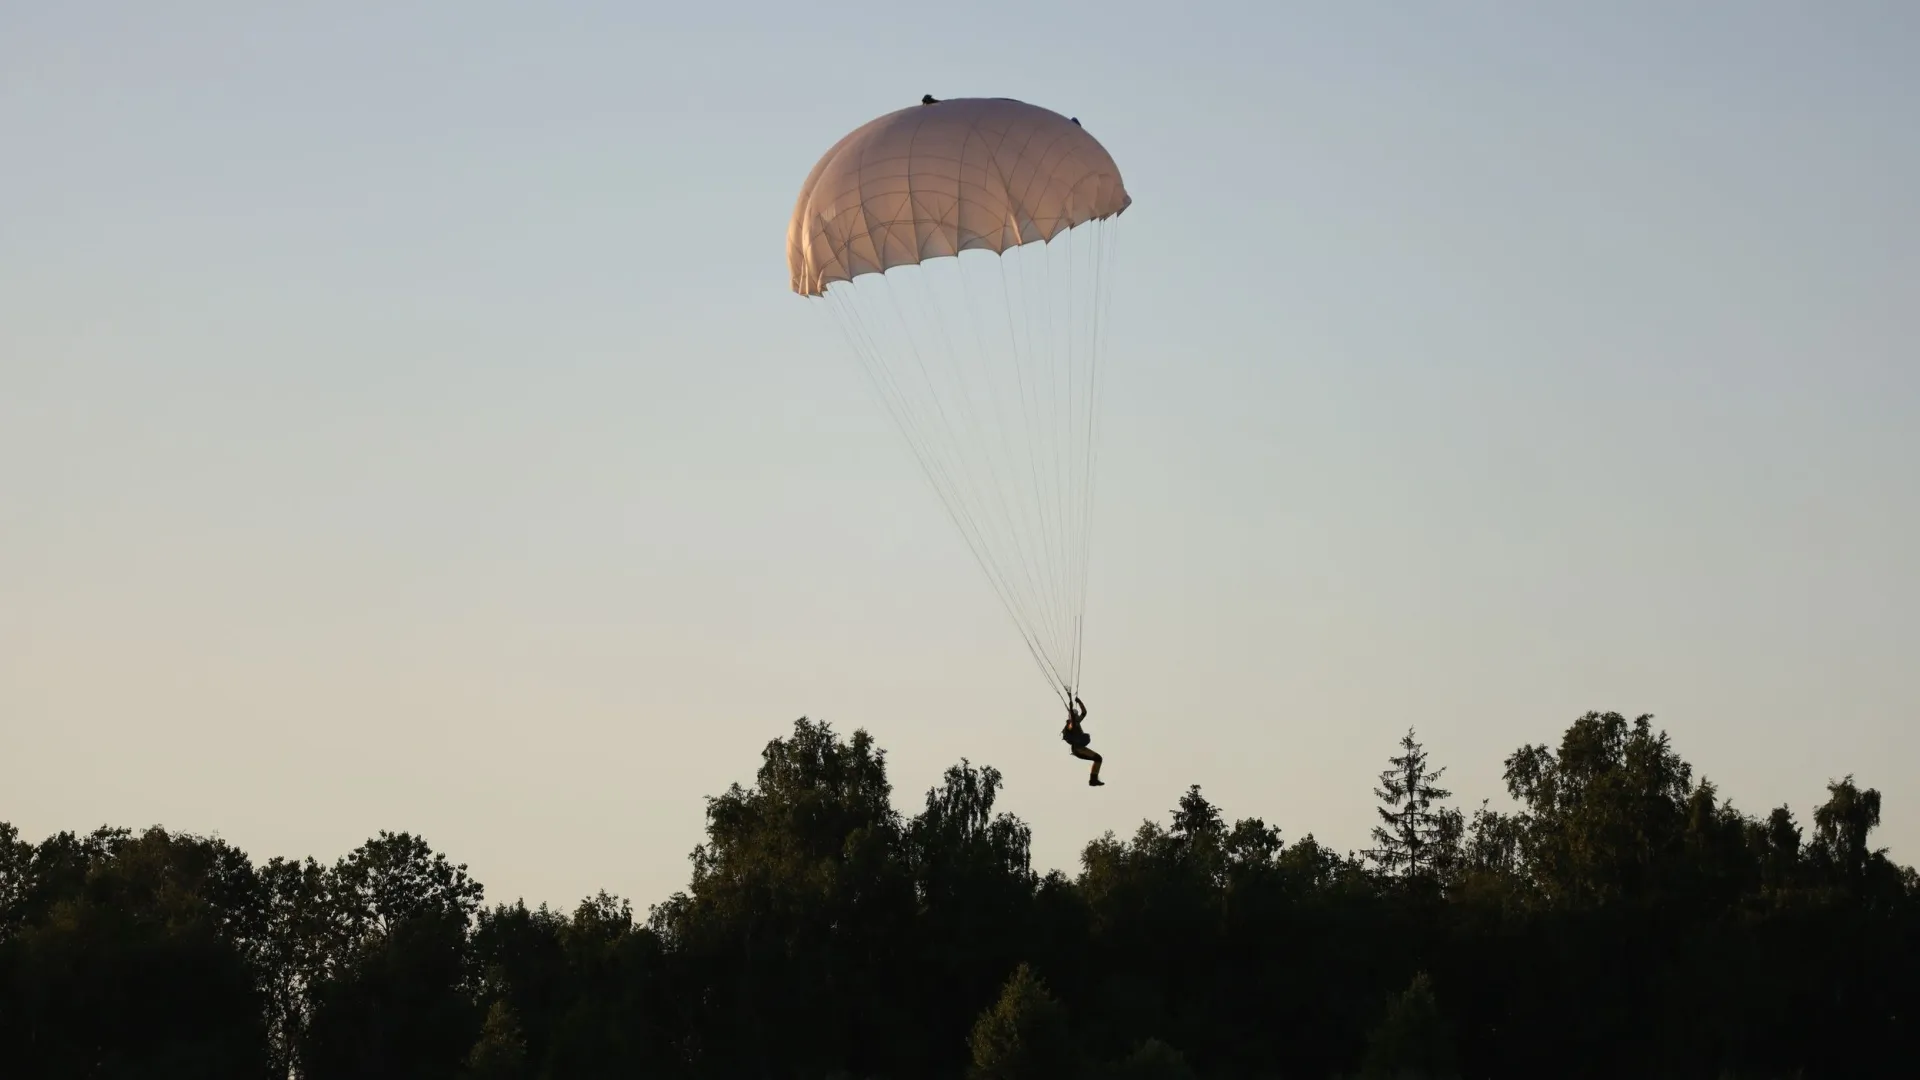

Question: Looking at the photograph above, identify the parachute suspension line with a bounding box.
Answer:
[902,264,1056,653]
[995,240,1064,694]
[1083,221,1110,694]
[1035,239,1069,669]
[1045,217,1118,696]
[1068,225,1088,695]
[1052,233,1072,694]
[807,234,1115,707]
[887,278,1071,700]
[859,264,1072,698]
[995,246,1068,696]
[1063,226,1082,695]
[1056,236,1076,688]
[1045,235,1073,689]
[1075,219,1121,687]
[911,261,1072,695]
[1074,219,1121,694]
[958,250,1061,665]
[1002,241,1050,665]
[972,243,1078,700]
[1064,226,1084,697]
[816,282,1067,701]
[1047,233,1068,696]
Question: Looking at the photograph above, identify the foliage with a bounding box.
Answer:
[1367,730,1455,881]
[1358,972,1458,1080]
[1,710,1914,1078]
[968,962,1075,1080]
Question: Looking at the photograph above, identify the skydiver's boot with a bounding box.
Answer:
[1089,764,1104,787]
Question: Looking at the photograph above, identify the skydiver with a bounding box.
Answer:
[1061,695,1104,786]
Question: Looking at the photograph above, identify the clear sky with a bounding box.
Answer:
[5,2,1916,911]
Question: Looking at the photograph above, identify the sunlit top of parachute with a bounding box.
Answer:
[787,97,1133,297]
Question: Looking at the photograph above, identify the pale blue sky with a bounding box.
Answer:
[4,2,1916,908]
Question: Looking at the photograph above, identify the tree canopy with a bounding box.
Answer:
[3,711,1913,1078]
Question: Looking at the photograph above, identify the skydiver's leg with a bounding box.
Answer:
[1070,745,1104,785]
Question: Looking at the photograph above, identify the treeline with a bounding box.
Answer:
[3,710,1914,1079]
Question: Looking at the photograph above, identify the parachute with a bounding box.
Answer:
[787,96,1131,702]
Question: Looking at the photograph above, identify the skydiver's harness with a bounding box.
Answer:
[1062,716,1091,750]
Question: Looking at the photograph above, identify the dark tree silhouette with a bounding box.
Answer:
[1366,728,1455,881]
[1,709,1914,1079]
[1359,971,1458,1080]
[969,962,1075,1080]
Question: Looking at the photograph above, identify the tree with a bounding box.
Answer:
[1109,1037,1198,1080]
[1501,712,1697,904]
[468,900,571,1074]
[648,717,917,1078]
[257,854,333,1076]
[299,908,481,1080]
[1754,805,1804,893]
[1811,776,1881,884]
[908,759,1035,909]
[0,822,34,939]
[330,831,485,941]
[1460,800,1522,880]
[5,704,1919,1080]
[1367,729,1455,880]
[1359,972,1458,1080]
[907,760,1040,1073]
[0,826,272,1077]
[467,999,529,1080]
[969,962,1076,1080]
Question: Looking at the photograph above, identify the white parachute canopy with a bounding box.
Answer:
[788,96,1131,701]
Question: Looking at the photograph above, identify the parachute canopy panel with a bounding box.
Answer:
[787,97,1133,297]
